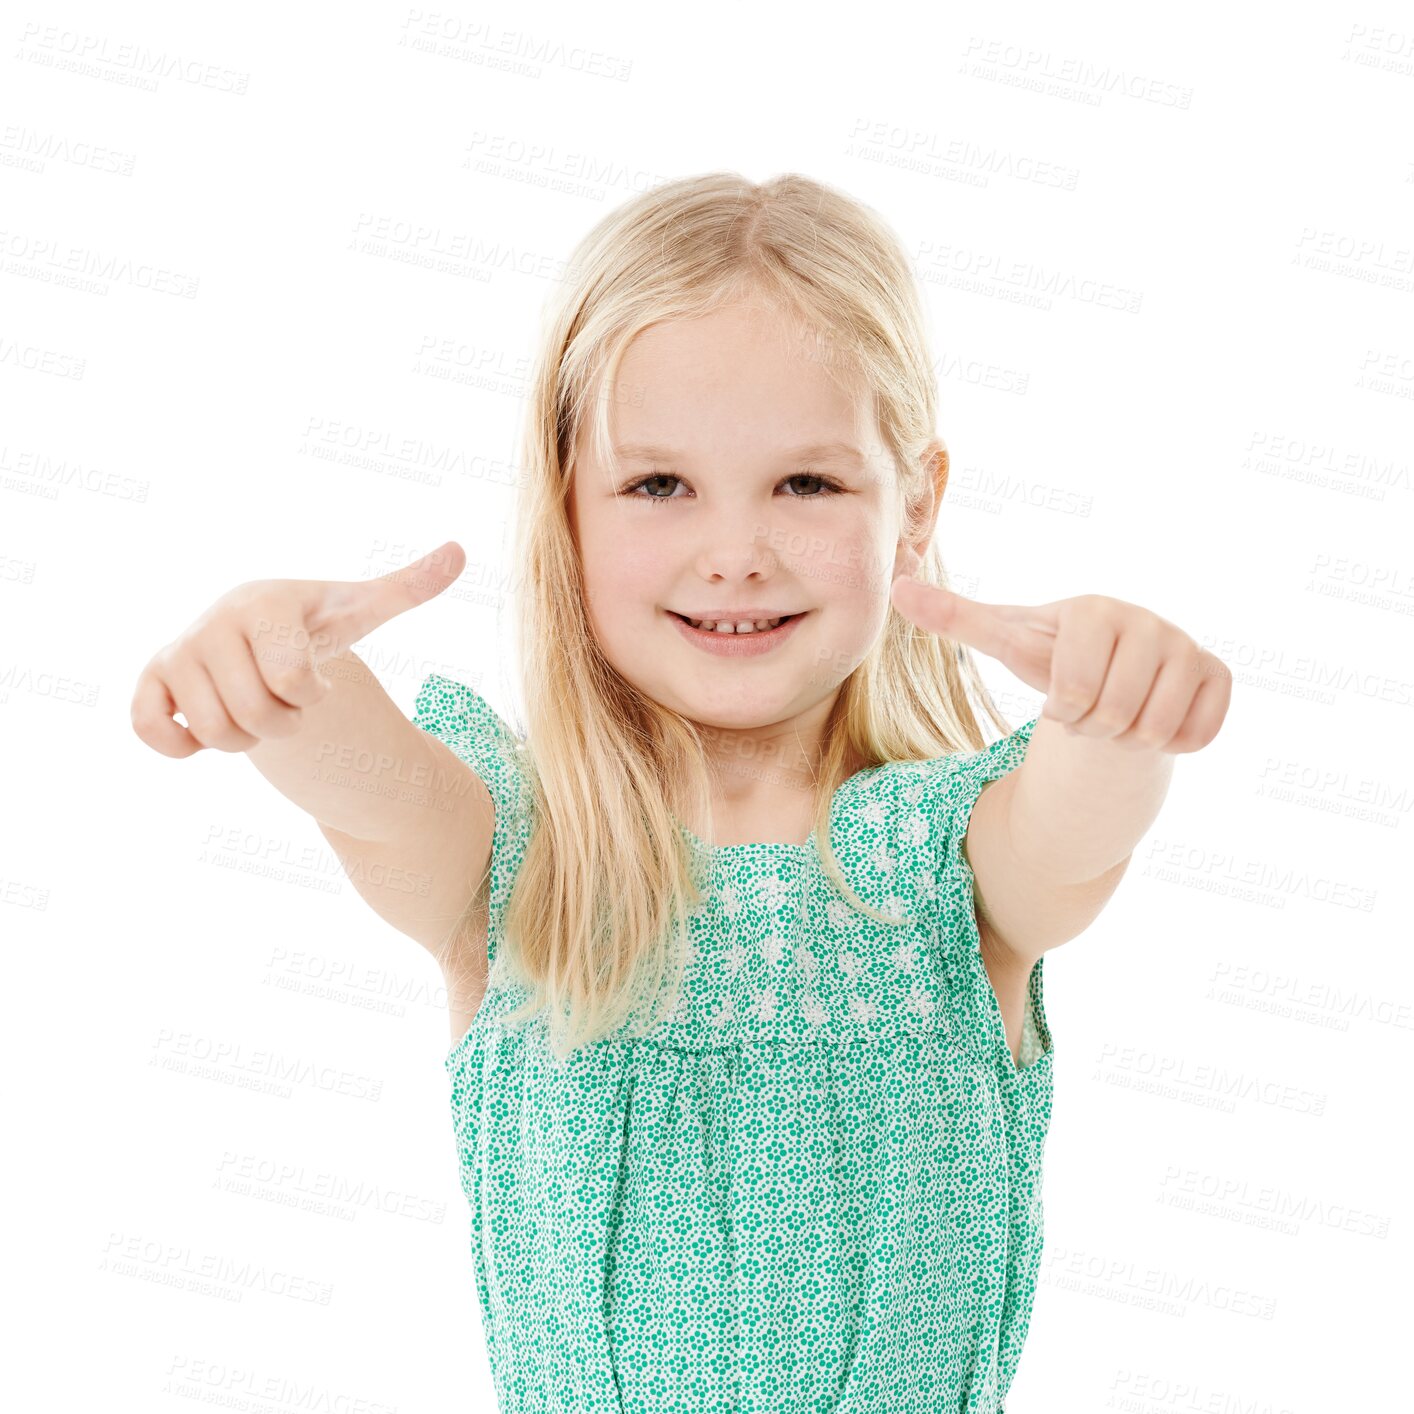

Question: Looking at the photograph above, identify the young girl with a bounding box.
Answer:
[133,172,1231,1413]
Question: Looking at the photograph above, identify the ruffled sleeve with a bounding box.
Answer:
[411,673,534,966]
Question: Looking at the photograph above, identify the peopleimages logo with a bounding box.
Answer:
[15,22,251,94]
[959,35,1194,109]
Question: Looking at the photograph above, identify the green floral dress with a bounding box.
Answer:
[413,674,1054,1414]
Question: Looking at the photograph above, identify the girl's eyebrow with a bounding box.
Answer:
[612,440,868,466]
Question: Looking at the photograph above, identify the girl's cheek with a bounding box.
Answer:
[593,536,670,585]
[791,527,884,594]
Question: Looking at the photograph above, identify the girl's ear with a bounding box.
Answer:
[904,438,949,555]
[925,438,949,505]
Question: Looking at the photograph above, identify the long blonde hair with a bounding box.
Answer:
[480,171,1017,1058]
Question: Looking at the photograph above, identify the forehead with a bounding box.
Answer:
[580,303,883,467]
[612,438,871,469]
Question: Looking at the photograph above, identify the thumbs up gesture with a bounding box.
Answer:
[888,564,1231,754]
[132,542,466,757]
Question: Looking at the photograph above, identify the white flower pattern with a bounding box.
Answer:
[905,983,935,1020]
[892,941,919,974]
[719,879,742,920]
[866,838,896,874]
[756,874,792,911]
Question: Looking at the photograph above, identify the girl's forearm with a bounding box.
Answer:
[1002,717,1175,886]
[244,650,459,842]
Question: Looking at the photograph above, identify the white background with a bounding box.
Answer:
[4,1,1411,1409]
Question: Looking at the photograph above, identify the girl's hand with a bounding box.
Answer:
[131,541,465,758]
[889,571,1231,754]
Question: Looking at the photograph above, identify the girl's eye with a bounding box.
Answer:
[623,474,683,503]
[621,472,846,504]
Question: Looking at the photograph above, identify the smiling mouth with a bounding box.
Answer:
[668,611,807,635]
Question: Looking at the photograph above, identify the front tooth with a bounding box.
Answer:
[694,617,782,633]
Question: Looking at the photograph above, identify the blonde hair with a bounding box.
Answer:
[479,171,1017,1059]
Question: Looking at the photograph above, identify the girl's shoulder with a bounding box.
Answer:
[852,716,1041,821]
[411,673,533,819]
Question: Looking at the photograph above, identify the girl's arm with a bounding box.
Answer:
[992,721,1174,886]
[245,649,475,843]
[962,730,1167,962]
[246,650,494,959]
[132,546,492,961]
[891,579,1231,964]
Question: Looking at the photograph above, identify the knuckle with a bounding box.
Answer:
[1178,642,1207,676]
[257,655,312,699]
[240,587,298,639]
[199,726,248,754]
[129,704,159,737]
[217,694,263,739]
[249,630,297,669]
[229,577,275,606]
[1134,617,1167,649]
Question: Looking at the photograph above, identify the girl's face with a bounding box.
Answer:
[568,298,935,769]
